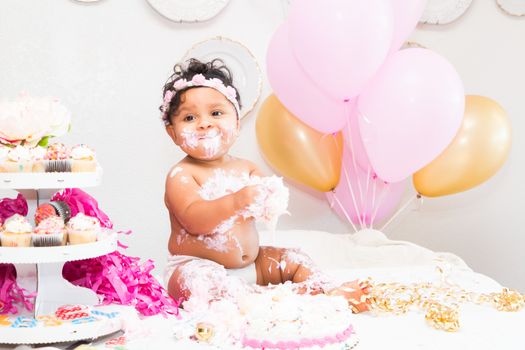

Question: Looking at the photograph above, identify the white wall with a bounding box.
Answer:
[1,1,524,290]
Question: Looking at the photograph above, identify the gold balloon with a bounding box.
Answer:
[413,95,511,197]
[256,94,343,192]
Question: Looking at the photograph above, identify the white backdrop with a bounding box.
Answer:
[1,0,524,290]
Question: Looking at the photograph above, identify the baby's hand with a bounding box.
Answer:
[327,279,371,313]
[235,185,264,210]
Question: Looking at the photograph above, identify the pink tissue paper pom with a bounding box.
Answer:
[63,251,181,318]
[0,193,28,225]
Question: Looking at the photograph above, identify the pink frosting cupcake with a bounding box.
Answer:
[32,216,67,246]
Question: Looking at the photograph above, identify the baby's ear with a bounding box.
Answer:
[165,125,179,145]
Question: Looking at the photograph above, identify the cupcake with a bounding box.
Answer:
[70,144,97,172]
[0,144,9,172]
[32,216,67,247]
[44,143,71,172]
[66,213,100,245]
[2,145,33,172]
[0,214,32,247]
[31,146,48,172]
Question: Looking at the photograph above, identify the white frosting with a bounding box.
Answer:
[30,146,47,160]
[239,284,354,344]
[0,145,9,160]
[67,213,100,231]
[169,166,183,178]
[70,144,95,160]
[3,214,32,233]
[7,145,31,162]
[198,169,290,235]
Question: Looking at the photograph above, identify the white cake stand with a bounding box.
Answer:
[0,170,125,344]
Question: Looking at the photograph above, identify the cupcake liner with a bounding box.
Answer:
[0,232,32,247]
[2,161,33,173]
[68,229,98,245]
[31,232,65,247]
[49,201,72,222]
[44,159,71,172]
[71,159,97,172]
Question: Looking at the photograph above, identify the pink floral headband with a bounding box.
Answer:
[161,73,241,122]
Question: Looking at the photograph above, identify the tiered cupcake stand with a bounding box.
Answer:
[0,169,124,345]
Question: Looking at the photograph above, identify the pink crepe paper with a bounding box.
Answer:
[63,251,181,318]
[0,193,28,225]
[0,264,36,314]
[51,188,113,228]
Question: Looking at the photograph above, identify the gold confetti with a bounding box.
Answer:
[366,261,525,332]
[195,322,214,342]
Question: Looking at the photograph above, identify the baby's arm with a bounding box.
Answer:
[165,165,258,235]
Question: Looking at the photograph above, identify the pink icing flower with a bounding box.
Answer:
[191,74,206,85]
[173,79,188,91]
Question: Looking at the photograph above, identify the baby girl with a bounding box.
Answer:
[161,59,369,312]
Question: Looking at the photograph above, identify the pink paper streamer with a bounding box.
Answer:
[0,264,36,314]
[51,188,113,228]
[63,252,181,318]
[0,194,28,225]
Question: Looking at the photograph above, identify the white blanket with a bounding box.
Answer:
[2,229,522,350]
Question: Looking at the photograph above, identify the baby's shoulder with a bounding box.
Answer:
[166,162,197,186]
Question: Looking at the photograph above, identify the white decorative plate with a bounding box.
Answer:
[497,0,525,16]
[146,0,230,23]
[182,37,263,119]
[419,0,473,24]
[401,41,427,49]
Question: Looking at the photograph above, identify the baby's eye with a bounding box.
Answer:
[183,114,196,122]
[211,110,223,117]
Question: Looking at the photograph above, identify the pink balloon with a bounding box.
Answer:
[343,102,370,171]
[389,0,427,53]
[357,48,464,183]
[288,0,394,101]
[326,148,406,227]
[267,23,346,134]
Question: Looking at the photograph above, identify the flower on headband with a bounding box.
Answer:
[191,74,206,85]
[173,79,188,91]
[225,86,237,99]
[162,90,175,113]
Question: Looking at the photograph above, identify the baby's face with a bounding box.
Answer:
[166,87,239,161]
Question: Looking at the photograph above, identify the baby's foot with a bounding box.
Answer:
[327,279,371,313]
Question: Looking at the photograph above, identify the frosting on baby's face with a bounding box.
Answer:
[167,87,239,161]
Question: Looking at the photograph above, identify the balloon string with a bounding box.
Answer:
[380,194,421,232]
[370,181,389,228]
[370,171,377,228]
[345,115,365,204]
[344,101,366,229]
[363,165,371,227]
[331,190,358,233]
[332,131,365,229]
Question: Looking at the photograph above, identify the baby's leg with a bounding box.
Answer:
[167,258,249,309]
[255,247,370,312]
[255,246,319,286]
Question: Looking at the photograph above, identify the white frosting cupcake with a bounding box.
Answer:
[31,146,48,172]
[66,213,100,244]
[0,214,33,247]
[0,145,9,172]
[3,145,33,172]
[70,144,97,172]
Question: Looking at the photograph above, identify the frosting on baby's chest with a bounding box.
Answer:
[198,169,251,200]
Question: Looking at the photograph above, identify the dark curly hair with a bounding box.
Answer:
[160,58,241,125]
